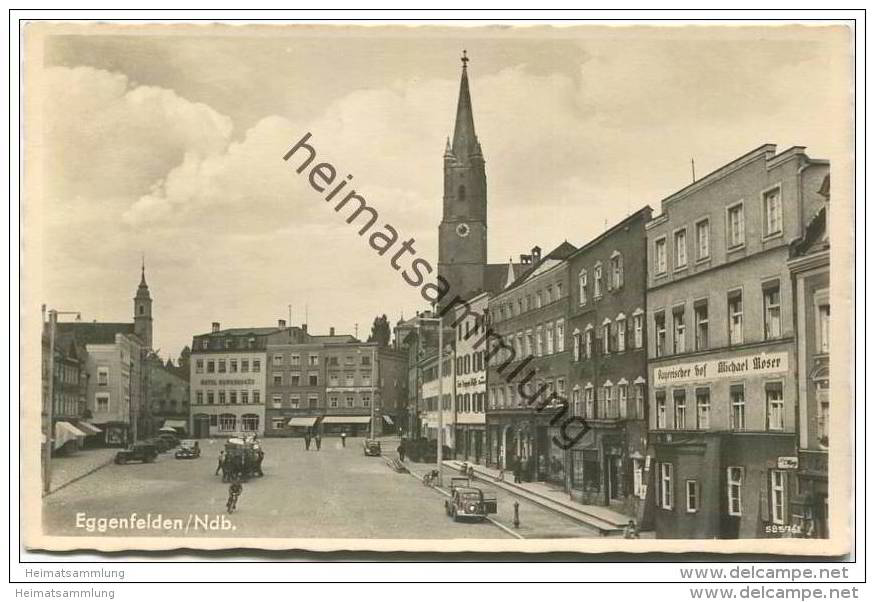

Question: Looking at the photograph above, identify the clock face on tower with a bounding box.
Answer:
[456,223,470,238]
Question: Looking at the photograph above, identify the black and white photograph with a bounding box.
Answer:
[19,19,855,557]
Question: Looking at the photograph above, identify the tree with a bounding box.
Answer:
[367,314,391,347]
[177,345,191,374]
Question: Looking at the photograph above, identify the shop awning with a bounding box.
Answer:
[162,419,188,430]
[321,416,371,424]
[383,415,394,425]
[54,421,86,450]
[75,421,102,436]
[287,416,319,427]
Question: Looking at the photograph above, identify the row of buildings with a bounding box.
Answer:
[397,55,832,539]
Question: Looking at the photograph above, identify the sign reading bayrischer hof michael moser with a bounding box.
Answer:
[653,352,789,387]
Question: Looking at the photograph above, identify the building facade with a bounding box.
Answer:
[41,326,93,452]
[189,322,271,437]
[147,355,191,436]
[645,145,829,538]
[788,174,831,538]
[566,207,652,517]
[453,291,488,463]
[485,242,577,485]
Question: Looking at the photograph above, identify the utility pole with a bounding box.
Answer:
[691,157,696,183]
[369,345,377,439]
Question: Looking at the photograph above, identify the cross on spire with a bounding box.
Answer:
[461,49,469,68]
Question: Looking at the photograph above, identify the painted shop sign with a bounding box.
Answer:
[199,378,257,386]
[653,351,788,386]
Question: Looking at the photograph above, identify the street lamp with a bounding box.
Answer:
[416,315,446,487]
[369,345,377,440]
[42,306,81,496]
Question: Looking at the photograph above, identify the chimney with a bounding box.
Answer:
[278,319,286,329]
[302,323,308,333]
[212,322,220,333]
[531,246,542,263]
[519,253,532,264]
[330,327,335,336]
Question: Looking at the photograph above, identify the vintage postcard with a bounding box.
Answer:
[20,21,856,554]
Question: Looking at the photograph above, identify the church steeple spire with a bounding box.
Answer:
[451,50,480,160]
[134,258,153,350]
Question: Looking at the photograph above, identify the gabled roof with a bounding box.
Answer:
[57,322,135,346]
[197,327,282,337]
[500,240,578,294]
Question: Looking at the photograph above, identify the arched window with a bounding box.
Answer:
[219,413,236,432]
[241,413,260,433]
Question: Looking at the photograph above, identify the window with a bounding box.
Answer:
[818,303,830,353]
[536,325,544,357]
[272,394,282,409]
[309,372,319,387]
[763,285,781,340]
[763,187,782,236]
[546,322,555,355]
[555,319,565,353]
[329,395,338,408]
[655,237,667,274]
[584,386,594,418]
[617,318,627,352]
[618,384,628,418]
[195,360,204,374]
[309,354,319,366]
[525,330,534,358]
[536,291,543,308]
[241,360,249,373]
[346,396,354,408]
[727,202,745,248]
[219,414,236,432]
[694,300,709,351]
[572,330,582,362]
[241,390,248,404]
[635,383,645,419]
[361,371,372,386]
[730,384,745,430]
[329,373,339,387]
[660,463,673,510]
[97,367,109,386]
[218,359,226,373]
[633,459,644,498]
[602,322,611,354]
[672,306,686,354]
[633,313,644,349]
[196,391,203,405]
[273,373,283,386]
[252,391,260,404]
[207,391,214,405]
[766,382,784,431]
[674,228,688,269]
[362,394,371,408]
[656,390,667,429]
[290,372,300,386]
[727,467,744,516]
[207,361,215,374]
[578,270,588,305]
[546,286,554,304]
[594,264,603,298]
[584,327,593,358]
[230,359,238,373]
[289,354,300,366]
[655,311,666,357]
[571,387,582,416]
[771,470,787,524]
[290,395,300,409]
[603,385,614,418]
[252,360,261,373]
[674,389,687,429]
[696,388,710,430]
[96,394,109,413]
[610,252,624,289]
[686,480,699,513]
[272,354,283,367]
[308,396,318,409]
[229,391,237,404]
[696,219,710,260]
[728,291,743,345]
[344,372,354,386]
[218,390,226,404]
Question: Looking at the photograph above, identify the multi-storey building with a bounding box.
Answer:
[41,326,93,452]
[322,339,382,437]
[147,354,190,436]
[419,347,456,447]
[566,207,652,516]
[453,291,488,463]
[788,174,831,538]
[189,321,272,437]
[645,145,829,538]
[485,241,577,485]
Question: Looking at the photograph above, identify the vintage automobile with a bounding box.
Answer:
[220,437,264,482]
[363,439,382,457]
[174,439,201,459]
[115,442,158,465]
[444,485,497,522]
[157,432,179,450]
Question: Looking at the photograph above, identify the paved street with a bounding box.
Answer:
[43,437,509,539]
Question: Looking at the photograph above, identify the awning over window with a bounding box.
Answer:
[54,421,86,449]
[75,421,102,436]
[321,416,371,424]
[383,415,394,425]
[287,416,319,427]
[163,419,188,430]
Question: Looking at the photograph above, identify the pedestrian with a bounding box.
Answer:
[315,433,322,451]
[513,458,522,484]
[215,449,225,476]
[227,479,243,514]
[304,431,311,451]
[341,431,347,447]
[623,520,640,539]
[397,442,405,462]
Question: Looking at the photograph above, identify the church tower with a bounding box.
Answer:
[438,51,487,301]
[133,259,153,350]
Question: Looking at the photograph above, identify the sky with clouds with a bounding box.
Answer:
[30,24,852,359]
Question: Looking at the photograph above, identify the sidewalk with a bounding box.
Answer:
[48,448,117,494]
[443,459,653,537]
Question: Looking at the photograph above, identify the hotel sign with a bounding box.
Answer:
[653,351,788,386]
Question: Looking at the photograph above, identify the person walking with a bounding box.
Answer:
[397,442,406,462]
[315,433,322,451]
[215,449,225,476]
[227,479,243,514]
[340,431,347,448]
[512,457,522,484]
[304,431,311,451]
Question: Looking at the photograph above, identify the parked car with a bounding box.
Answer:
[363,439,382,456]
[115,442,158,464]
[444,485,497,522]
[157,432,179,450]
[174,439,201,459]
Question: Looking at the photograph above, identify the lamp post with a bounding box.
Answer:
[416,315,445,487]
[42,307,80,496]
[369,345,377,440]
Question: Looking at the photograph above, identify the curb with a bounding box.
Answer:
[45,455,116,497]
